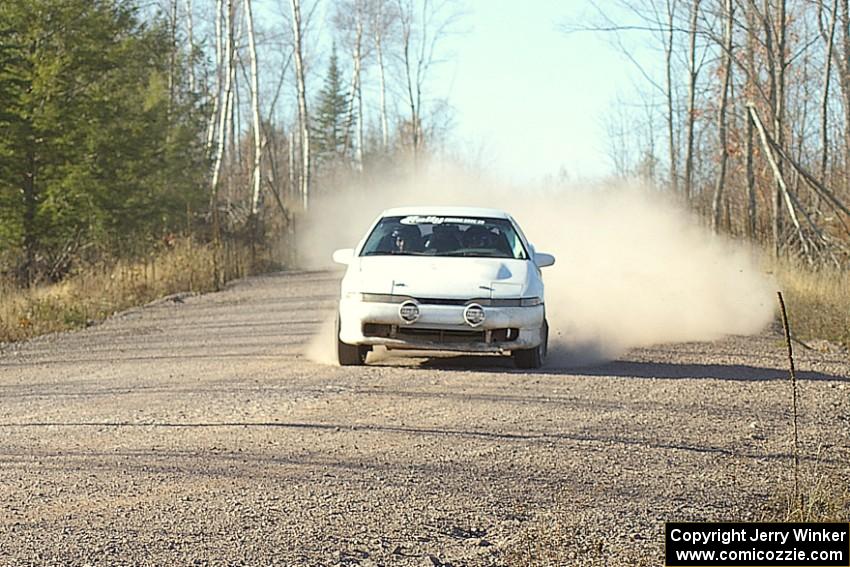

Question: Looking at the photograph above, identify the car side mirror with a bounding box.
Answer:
[534,252,555,268]
[332,248,355,265]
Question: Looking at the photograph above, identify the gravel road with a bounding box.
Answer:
[0,270,848,566]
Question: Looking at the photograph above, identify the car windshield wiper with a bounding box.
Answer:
[445,250,512,258]
[362,251,427,256]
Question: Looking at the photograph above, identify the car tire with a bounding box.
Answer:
[336,313,368,366]
[513,319,548,369]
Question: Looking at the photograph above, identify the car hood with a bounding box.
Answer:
[345,256,537,299]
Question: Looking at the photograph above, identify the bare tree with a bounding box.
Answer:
[577,0,850,260]
[774,0,788,252]
[288,131,296,198]
[665,0,679,194]
[184,0,196,93]
[817,0,839,186]
[711,0,734,232]
[751,0,783,255]
[683,0,700,202]
[168,0,178,116]
[836,0,850,193]
[244,0,263,217]
[604,96,638,177]
[227,4,243,202]
[206,0,225,155]
[210,0,235,208]
[749,105,809,257]
[370,0,396,151]
[743,0,758,238]
[397,0,419,158]
[290,0,311,209]
[395,0,460,161]
[336,0,370,169]
[562,0,683,193]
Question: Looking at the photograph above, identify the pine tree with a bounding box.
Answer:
[0,0,207,282]
[312,45,351,164]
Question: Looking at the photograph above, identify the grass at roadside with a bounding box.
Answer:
[772,259,850,350]
[501,512,654,567]
[501,470,849,567]
[0,238,261,344]
[778,454,850,523]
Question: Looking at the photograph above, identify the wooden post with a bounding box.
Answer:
[777,291,800,510]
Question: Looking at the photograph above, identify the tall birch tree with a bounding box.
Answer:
[210,0,234,209]
[290,0,311,209]
[370,0,396,151]
[244,0,263,217]
[336,0,368,169]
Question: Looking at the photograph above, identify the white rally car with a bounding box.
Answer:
[332,207,555,368]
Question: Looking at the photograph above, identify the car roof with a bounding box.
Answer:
[379,206,513,220]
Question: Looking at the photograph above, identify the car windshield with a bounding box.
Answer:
[360,215,528,259]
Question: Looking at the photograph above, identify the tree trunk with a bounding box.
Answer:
[185,0,196,93]
[760,0,782,256]
[230,57,239,195]
[665,0,678,195]
[290,0,311,209]
[210,0,233,209]
[683,0,700,203]
[206,0,224,155]
[398,0,419,160]
[356,36,364,170]
[840,0,850,194]
[343,12,364,170]
[288,131,296,199]
[375,8,389,152]
[749,105,809,259]
[244,0,263,216]
[818,0,838,189]
[22,148,37,286]
[745,2,758,239]
[775,0,787,171]
[745,114,757,238]
[168,0,178,119]
[711,0,733,233]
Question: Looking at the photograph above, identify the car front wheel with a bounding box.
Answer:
[513,319,548,370]
[336,313,369,366]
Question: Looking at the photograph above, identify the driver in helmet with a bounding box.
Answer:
[462,225,496,250]
[379,224,422,253]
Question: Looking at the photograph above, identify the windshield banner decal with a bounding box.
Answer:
[400,215,486,226]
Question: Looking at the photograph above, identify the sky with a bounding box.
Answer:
[258,0,651,184]
[434,1,642,183]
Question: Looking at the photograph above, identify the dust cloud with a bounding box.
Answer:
[303,167,775,366]
[305,317,339,365]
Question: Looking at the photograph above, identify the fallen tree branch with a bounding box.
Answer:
[748,105,811,259]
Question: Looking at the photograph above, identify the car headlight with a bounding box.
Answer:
[520,297,542,307]
[463,304,486,326]
[398,301,420,323]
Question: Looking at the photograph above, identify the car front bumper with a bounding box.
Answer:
[338,298,545,353]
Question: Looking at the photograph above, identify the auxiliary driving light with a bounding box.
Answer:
[463,304,486,327]
[398,301,420,323]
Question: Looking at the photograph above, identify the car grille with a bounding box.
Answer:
[398,328,485,343]
[363,324,518,343]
